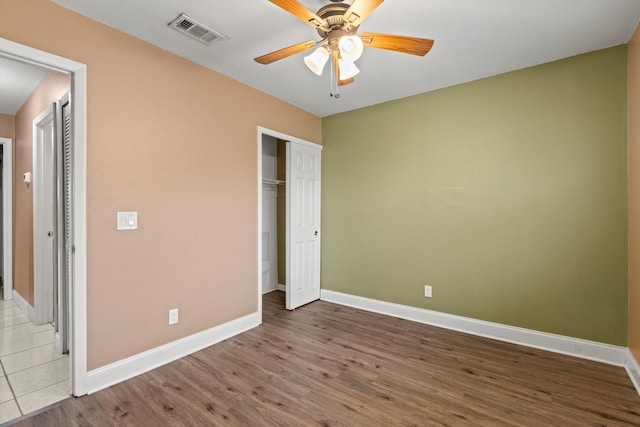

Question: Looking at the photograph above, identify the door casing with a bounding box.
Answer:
[0,137,12,302]
[0,37,88,396]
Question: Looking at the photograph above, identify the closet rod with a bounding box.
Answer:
[261,178,286,185]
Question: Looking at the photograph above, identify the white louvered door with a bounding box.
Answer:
[54,93,72,355]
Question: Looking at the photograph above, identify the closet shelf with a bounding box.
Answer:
[262,178,286,185]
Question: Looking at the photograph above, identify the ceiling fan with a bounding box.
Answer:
[254,0,434,88]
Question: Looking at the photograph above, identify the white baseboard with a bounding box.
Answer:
[86,311,261,394]
[625,349,640,395]
[262,283,287,294]
[321,290,626,367]
[12,289,36,324]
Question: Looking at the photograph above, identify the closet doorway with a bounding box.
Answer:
[258,127,322,312]
[260,135,285,295]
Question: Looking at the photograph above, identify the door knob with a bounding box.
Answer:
[314,230,318,236]
[47,231,54,237]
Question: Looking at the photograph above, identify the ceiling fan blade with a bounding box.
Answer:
[343,0,384,27]
[360,32,434,56]
[254,40,316,65]
[332,50,355,86]
[269,0,328,29]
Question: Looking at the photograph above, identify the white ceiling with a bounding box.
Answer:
[30,0,640,117]
[0,57,49,115]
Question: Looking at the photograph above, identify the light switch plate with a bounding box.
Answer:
[169,308,179,325]
[117,212,138,230]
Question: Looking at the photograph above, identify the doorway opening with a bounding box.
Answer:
[257,127,322,314]
[0,65,74,422]
[260,134,287,296]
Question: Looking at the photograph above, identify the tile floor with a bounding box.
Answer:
[0,298,69,424]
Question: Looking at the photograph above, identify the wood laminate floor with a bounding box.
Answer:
[9,291,640,426]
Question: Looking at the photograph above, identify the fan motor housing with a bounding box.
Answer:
[315,3,358,38]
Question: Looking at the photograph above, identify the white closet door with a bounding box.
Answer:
[33,105,56,325]
[286,141,321,310]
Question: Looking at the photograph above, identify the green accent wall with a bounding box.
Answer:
[321,46,628,346]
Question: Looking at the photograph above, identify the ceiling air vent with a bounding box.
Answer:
[168,13,225,45]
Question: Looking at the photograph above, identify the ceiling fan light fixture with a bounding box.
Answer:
[304,46,330,75]
[338,35,364,62]
[338,59,360,80]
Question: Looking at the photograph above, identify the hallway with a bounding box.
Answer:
[0,298,69,423]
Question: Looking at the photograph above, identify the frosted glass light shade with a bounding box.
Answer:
[304,47,330,75]
[338,59,360,80]
[338,35,364,62]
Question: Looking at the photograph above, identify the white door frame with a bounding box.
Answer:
[0,38,88,396]
[0,137,12,302]
[257,127,321,316]
[33,105,55,326]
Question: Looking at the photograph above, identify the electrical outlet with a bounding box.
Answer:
[424,285,432,298]
[169,308,179,325]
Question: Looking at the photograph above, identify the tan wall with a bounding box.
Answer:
[629,25,640,361]
[0,0,321,369]
[0,114,15,140]
[13,72,70,305]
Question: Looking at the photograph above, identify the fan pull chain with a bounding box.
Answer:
[330,56,340,99]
